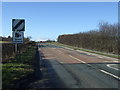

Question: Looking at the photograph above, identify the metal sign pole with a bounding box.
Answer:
[14,29,18,54]
[15,43,17,53]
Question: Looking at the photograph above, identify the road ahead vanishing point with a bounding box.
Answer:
[37,43,119,88]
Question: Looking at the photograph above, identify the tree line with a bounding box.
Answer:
[58,22,119,54]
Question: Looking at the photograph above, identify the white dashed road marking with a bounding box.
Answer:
[100,70,120,80]
[60,62,64,64]
[107,64,118,71]
[69,55,86,64]
[98,57,103,59]
[69,55,120,80]
[57,50,63,54]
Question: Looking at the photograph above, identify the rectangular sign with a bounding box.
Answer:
[12,19,25,31]
[12,31,24,43]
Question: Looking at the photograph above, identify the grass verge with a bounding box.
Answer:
[49,42,118,59]
[2,45,36,89]
[0,41,11,43]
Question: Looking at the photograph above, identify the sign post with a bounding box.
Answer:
[15,43,18,55]
[12,19,25,60]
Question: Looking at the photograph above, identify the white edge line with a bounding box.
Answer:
[100,70,120,80]
[113,61,119,63]
[103,60,119,63]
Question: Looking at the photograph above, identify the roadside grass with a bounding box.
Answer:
[0,41,11,43]
[2,45,36,89]
[49,42,118,59]
[77,48,118,59]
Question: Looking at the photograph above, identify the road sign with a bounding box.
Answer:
[13,31,24,43]
[12,19,25,31]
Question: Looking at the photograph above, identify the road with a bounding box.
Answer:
[37,43,120,88]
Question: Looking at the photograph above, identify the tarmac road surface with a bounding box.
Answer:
[38,43,120,88]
